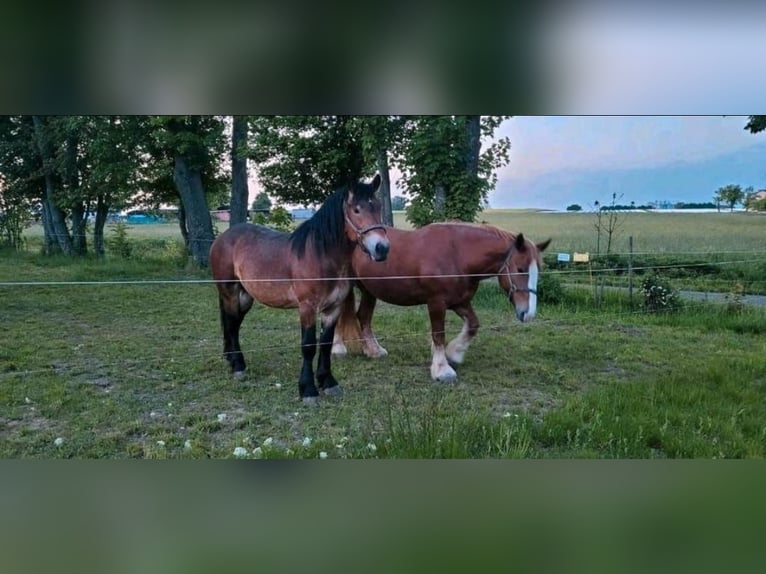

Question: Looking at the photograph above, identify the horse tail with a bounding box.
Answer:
[335,286,363,354]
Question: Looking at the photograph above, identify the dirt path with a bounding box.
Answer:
[565,285,766,307]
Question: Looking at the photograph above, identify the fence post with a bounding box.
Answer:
[628,235,634,308]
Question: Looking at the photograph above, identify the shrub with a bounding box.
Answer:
[724,282,745,315]
[107,222,132,258]
[538,272,564,304]
[640,274,681,313]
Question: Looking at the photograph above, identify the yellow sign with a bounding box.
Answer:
[573,252,590,263]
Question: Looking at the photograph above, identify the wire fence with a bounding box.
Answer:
[1,256,765,287]
[0,291,758,382]
[2,247,764,381]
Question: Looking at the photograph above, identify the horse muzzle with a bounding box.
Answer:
[364,237,390,261]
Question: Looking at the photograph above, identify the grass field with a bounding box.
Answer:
[2,212,765,458]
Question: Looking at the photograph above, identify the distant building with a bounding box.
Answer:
[291,208,316,220]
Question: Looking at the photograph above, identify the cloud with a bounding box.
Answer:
[497,116,759,183]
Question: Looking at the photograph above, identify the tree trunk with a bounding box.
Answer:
[173,154,215,267]
[32,115,73,255]
[40,200,61,255]
[434,183,447,221]
[177,202,189,248]
[463,115,482,219]
[93,194,109,257]
[70,202,88,255]
[464,115,481,179]
[229,115,249,226]
[376,148,393,226]
[65,132,88,255]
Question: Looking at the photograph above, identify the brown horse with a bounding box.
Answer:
[332,222,550,383]
[209,175,390,404]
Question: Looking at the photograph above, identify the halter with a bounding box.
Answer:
[500,245,538,298]
[344,210,387,241]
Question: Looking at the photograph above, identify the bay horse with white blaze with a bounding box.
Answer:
[332,222,550,383]
[209,175,390,404]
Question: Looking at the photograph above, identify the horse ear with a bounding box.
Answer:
[536,238,552,252]
[514,233,526,251]
[371,173,381,192]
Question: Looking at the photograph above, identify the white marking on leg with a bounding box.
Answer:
[526,261,538,321]
[331,329,348,357]
[430,343,457,382]
[446,318,471,365]
[363,337,388,358]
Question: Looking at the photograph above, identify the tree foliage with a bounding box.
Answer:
[745,116,766,134]
[246,115,510,228]
[248,116,369,206]
[395,116,510,227]
[714,184,747,212]
[391,196,407,210]
[252,192,272,212]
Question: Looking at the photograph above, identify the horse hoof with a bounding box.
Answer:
[233,370,247,380]
[434,372,458,384]
[322,385,343,398]
[331,343,348,358]
[302,396,320,407]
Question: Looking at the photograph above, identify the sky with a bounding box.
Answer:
[489,116,766,210]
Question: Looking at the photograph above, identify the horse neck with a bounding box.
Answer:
[468,229,515,275]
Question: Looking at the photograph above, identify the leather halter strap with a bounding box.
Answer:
[500,244,538,297]
[344,213,387,240]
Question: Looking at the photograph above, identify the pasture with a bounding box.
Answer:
[2,211,765,458]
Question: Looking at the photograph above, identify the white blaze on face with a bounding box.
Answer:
[526,260,539,321]
[362,230,389,260]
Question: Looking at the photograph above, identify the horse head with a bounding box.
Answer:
[344,173,390,262]
[498,233,551,322]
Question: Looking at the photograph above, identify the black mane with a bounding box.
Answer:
[290,179,377,259]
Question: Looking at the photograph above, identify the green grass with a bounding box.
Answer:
[2,241,765,459]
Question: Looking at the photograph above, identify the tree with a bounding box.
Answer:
[566,204,582,212]
[714,184,745,212]
[353,116,406,226]
[391,196,407,210]
[248,116,369,206]
[745,116,766,133]
[147,116,227,266]
[229,115,249,226]
[395,116,510,227]
[32,115,74,255]
[0,116,44,250]
[592,193,627,256]
[252,192,272,213]
[744,189,766,211]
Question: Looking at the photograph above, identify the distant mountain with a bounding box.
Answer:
[493,141,766,210]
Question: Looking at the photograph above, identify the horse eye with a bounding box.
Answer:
[354,206,361,214]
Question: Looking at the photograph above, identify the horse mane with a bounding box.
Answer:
[431,220,515,242]
[290,179,377,259]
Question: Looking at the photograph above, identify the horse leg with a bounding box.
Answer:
[317,309,343,398]
[331,288,357,357]
[218,283,253,377]
[428,301,457,383]
[446,303,480,367]
[357,285,388,358]
[298,304,321,405]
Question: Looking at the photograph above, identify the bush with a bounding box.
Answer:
[252,205,293,231]
[538,272,564,304]
[107,222,132,258]
[640,274,681,313]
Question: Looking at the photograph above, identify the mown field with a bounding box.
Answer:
[2,211,765,458]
